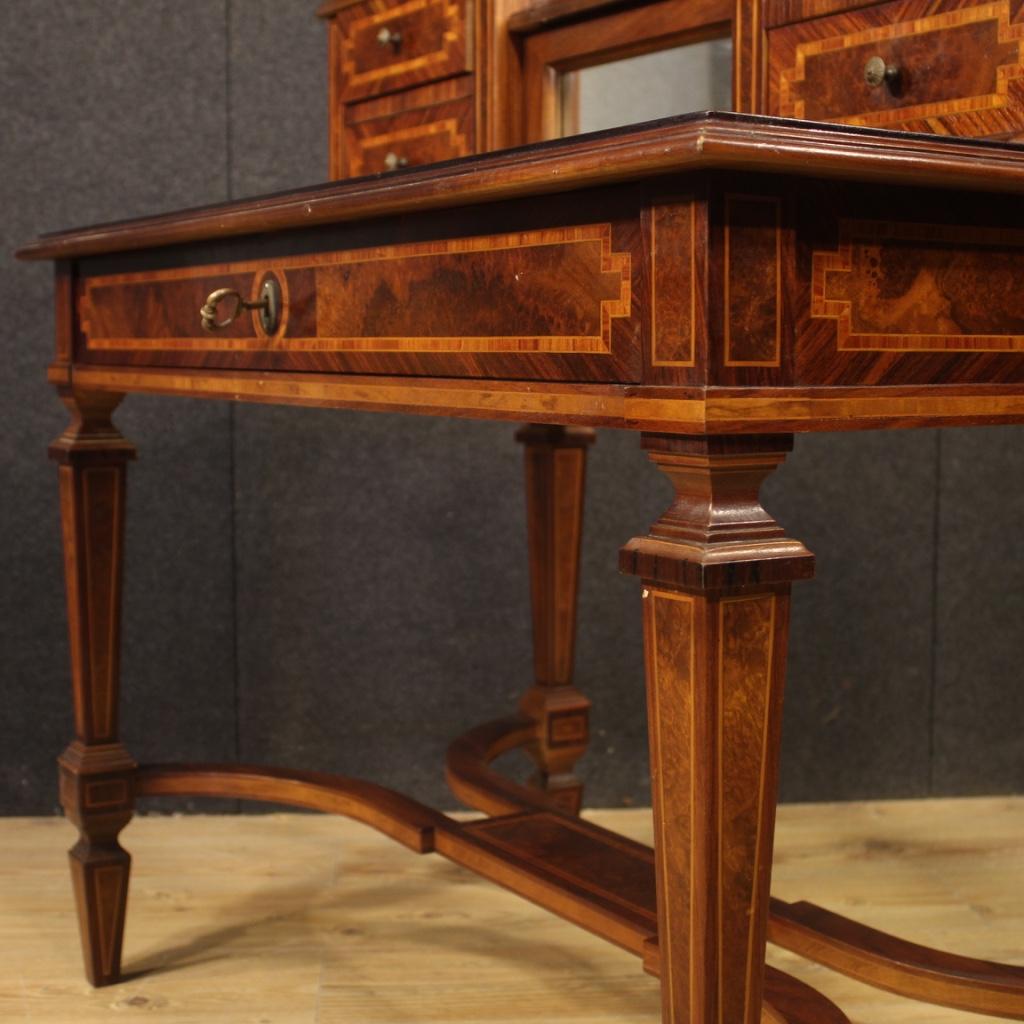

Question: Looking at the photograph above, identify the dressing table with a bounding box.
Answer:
[18,0,1024,1022]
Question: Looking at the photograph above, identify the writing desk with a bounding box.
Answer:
[19,112,1024,1023]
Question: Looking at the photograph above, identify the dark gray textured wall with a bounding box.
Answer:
[2,0,1021,817]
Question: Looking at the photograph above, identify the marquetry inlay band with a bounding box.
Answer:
[80,224,632,356]
[813,218,1024,352]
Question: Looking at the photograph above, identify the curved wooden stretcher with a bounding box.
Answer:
[135,756,851,1024]
[445,714,1024,1020]
[127,705,1024,1022]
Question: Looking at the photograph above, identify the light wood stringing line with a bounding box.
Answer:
[647,588,698,1023]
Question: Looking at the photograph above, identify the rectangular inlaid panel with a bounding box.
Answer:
[718,593,777,1024]
[651,200,698,367]
[645,588,782,1024]
[769,0,1024,137]
[336,0,468,102]
[724,195,782,367]
[462,812,657,925]
[80,224,632,358]
[813,219,1024,351]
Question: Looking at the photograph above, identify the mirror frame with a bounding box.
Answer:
[513,0,737,143]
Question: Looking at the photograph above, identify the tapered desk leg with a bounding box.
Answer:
[49,388,137,987]
[515,424,594,814]
[621,434,815,1024]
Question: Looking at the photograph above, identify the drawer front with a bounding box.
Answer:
[344,92,473,176]
[768,0,1024,136]
[76,217,642,383]
[336,0,469,101]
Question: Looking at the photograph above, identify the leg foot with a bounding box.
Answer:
[68,830,132,986]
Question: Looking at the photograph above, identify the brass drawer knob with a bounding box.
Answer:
[376,25,402,48]
[200,275,281,334]
[864,56,899,89]
[383,151,409,172]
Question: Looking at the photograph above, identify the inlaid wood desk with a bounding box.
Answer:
[19,113,1024,1024]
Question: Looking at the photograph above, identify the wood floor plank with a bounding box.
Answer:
[0,799,1020,1022]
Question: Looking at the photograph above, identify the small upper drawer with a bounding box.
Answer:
[768,0,1024,136]
[334,0,470,102]
[342,85,474,177]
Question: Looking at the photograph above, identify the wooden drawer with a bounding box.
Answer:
[74,207,642,383]
[767,0,1024,136]
[333,0,470,102]
[342,85,474,177]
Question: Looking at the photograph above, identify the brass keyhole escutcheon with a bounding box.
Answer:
[200,274,282,334]
[256,274,281,335]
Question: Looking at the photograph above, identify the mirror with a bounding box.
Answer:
[559,37,733,138]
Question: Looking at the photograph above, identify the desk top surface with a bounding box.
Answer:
[18,112,1024,262]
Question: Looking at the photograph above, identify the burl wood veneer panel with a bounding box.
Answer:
[795,182,1024,385]
[813,220,1024,352]
[702,174,1024,388]
[77,221,641,383]
[705,186,793,387]
[768,0,1024,137]
[644,197,710,387]
[644,589,786,1024]
[333,0,469,102]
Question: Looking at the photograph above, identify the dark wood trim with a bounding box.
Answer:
[508,0,654,35]
[769,898,1024,1019]
[137,763,447,852]
[445,715,558,815]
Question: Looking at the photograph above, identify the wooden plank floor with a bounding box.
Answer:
[1,797,1021,1022]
